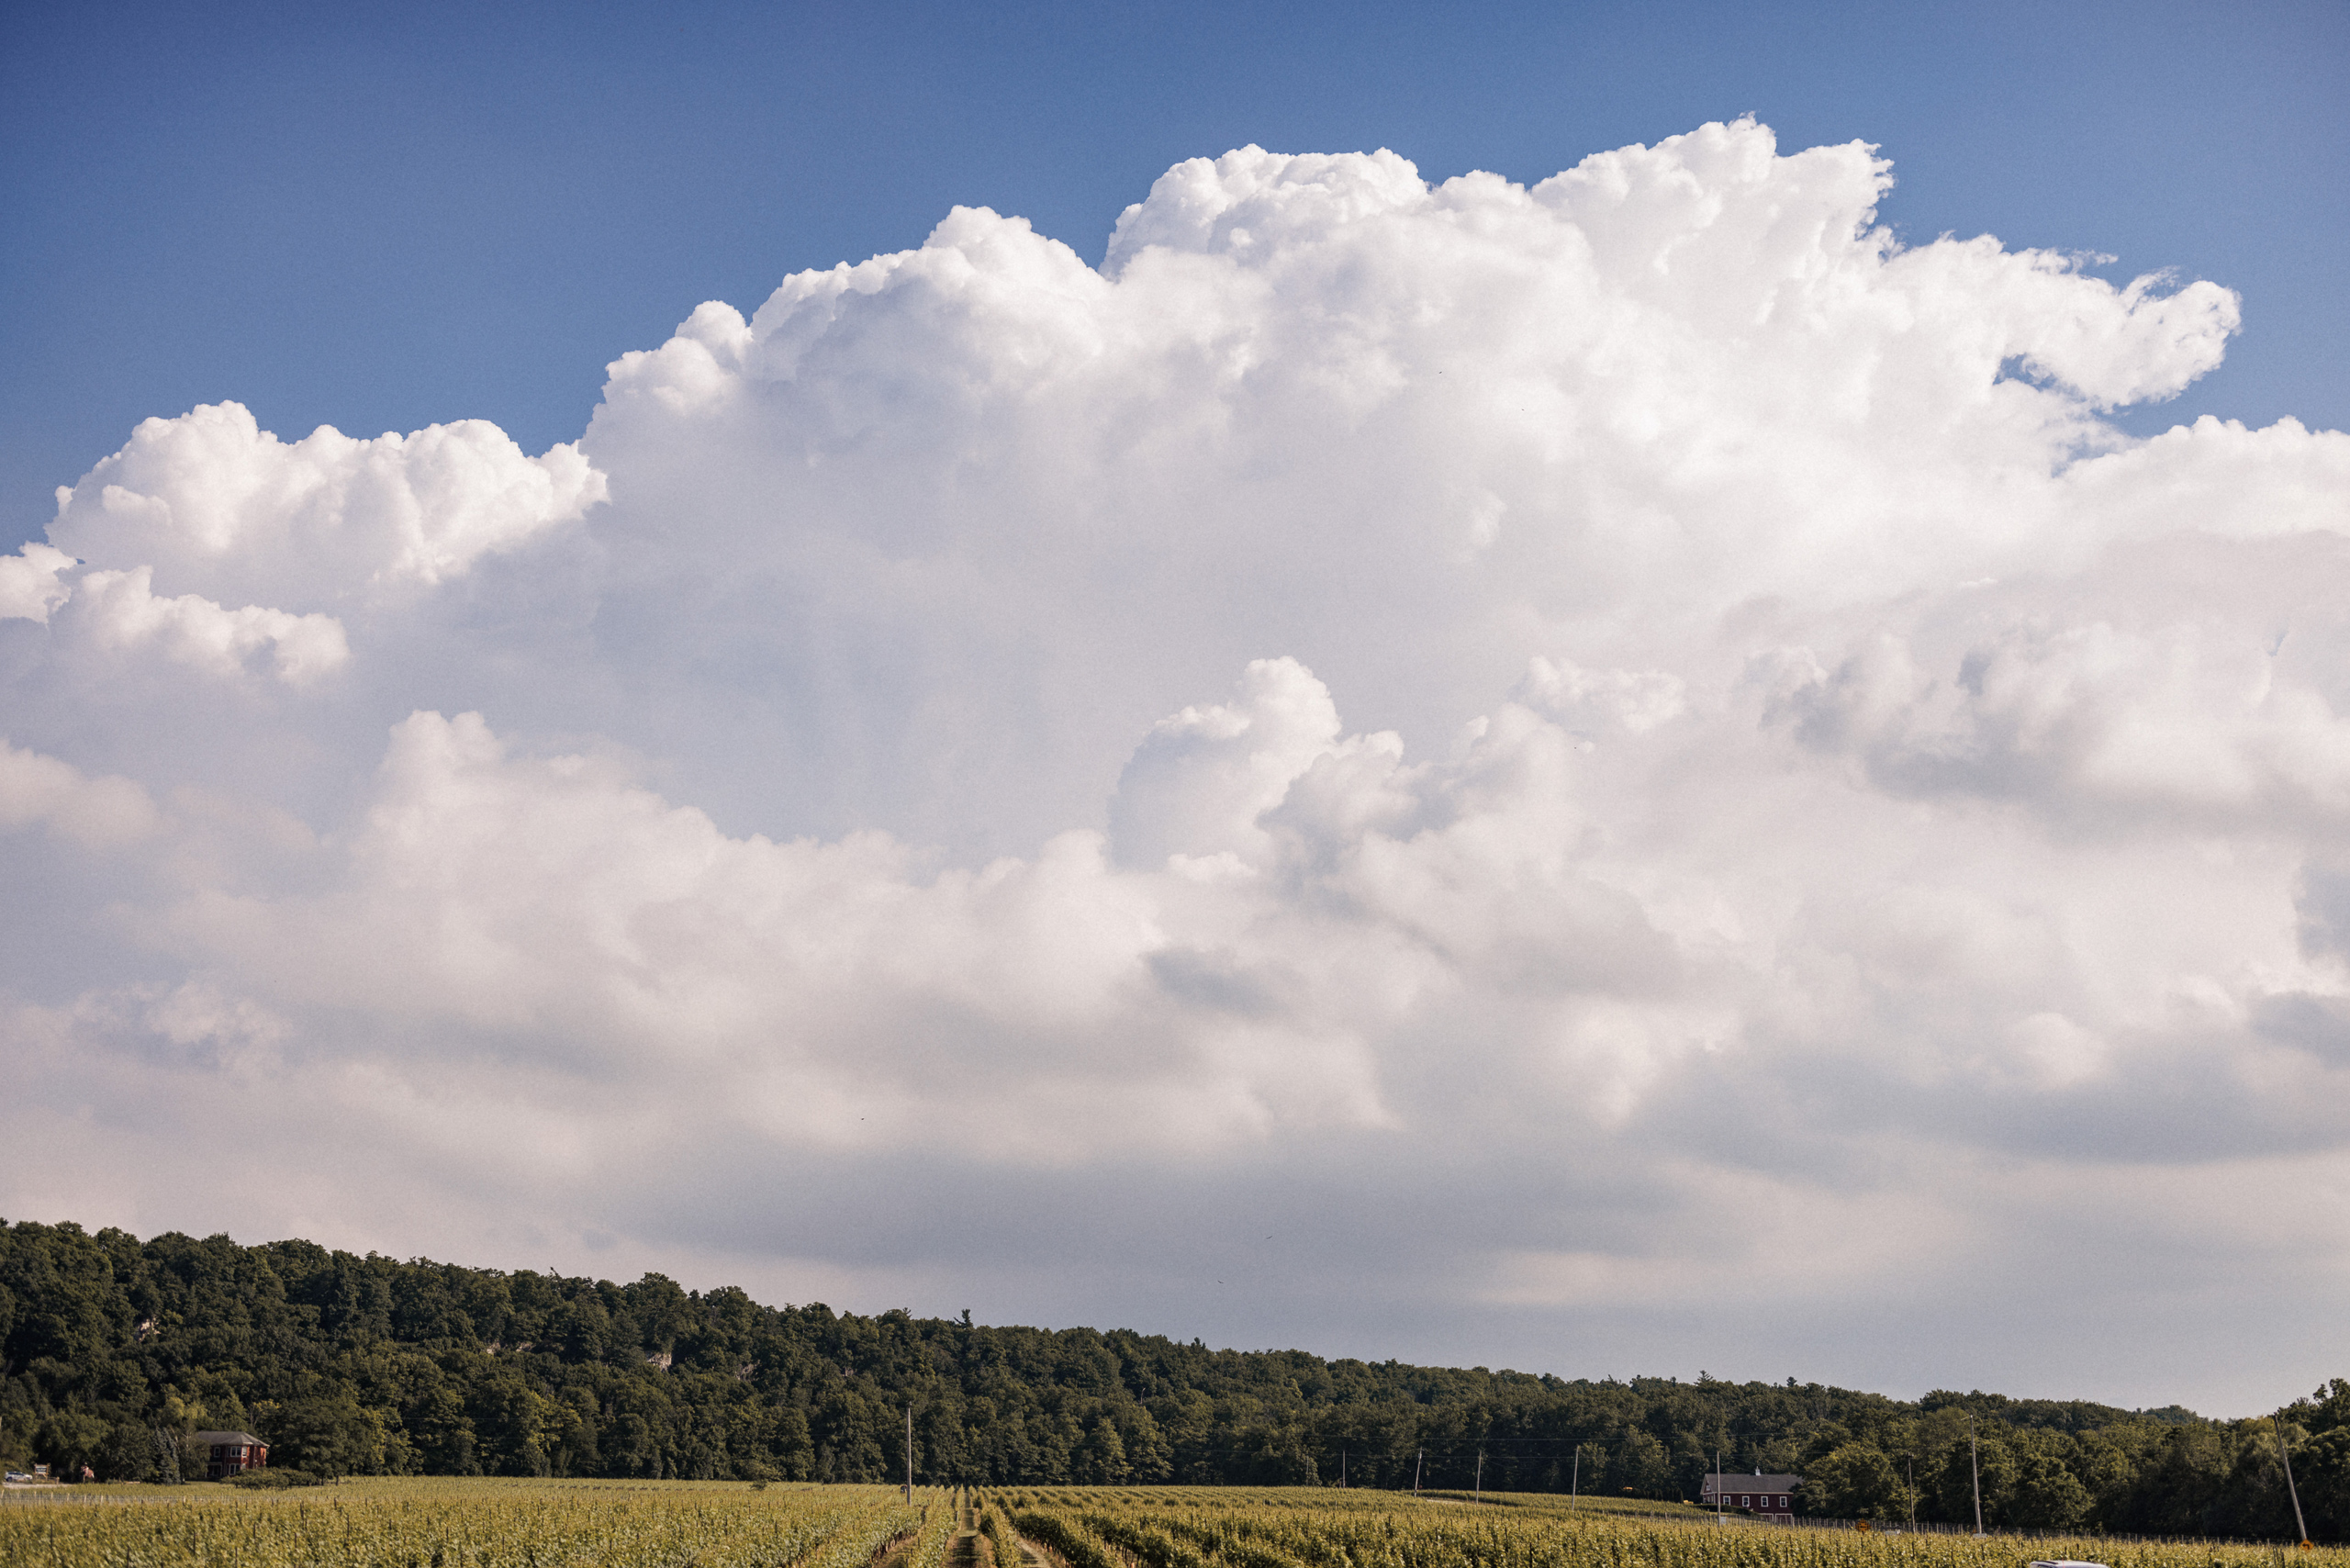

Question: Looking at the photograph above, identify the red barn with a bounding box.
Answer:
[1700,1472,1800,1522]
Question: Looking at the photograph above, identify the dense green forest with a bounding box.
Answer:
[3,1219,2344,1540]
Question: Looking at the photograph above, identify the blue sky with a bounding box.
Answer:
[4,0,2344,547]
[6,2,2350,1413]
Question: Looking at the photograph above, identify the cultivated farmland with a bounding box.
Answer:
[4,1482,2341,1568]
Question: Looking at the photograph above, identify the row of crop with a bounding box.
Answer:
[805,1498,933,1568]
[984,1499,1025,1568]
[1088,1506,1251,1568]
[1015,1506,1126,1568]
[898,1492,964,1568]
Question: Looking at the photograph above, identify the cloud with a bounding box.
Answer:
[48,399,605,608]
[1110,656,1357,869]
[0,738,160,848]
[3,118,2346,1412]
[1519,656,1686,734]
[1762,532,2350,828]
[61,566,351,684]
[0,543,74,622]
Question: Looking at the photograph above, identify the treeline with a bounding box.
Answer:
[1786,1392,2350,1540]
[0,1220,2344,1540]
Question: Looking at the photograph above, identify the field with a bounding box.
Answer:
[1,1482,2340,1568]
[994,1488,2344,1568]
[0,1479,950,1567]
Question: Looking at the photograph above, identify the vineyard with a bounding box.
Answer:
[0,1480,953,1567]
[3,1483,2343,1568]
[985,1489,2349,1568]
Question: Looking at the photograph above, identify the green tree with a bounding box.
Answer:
[1118,1404,1173,1482]
[1078,1415,1130,1483]
[1934,1433,2017,1526]
[265,1391,389,1479]
[466,1370,554,1476]
[39,1409,109,1477]
[1606,1429,1673,1498]
[1801,1441,1902,1518]
[2010,1449,2093,1529]
[2292,1425,2350,1540]
[411,1385,479,1474]
[773,1406,814,1479]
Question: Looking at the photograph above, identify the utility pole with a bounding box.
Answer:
[1340,1449,1346,1488]
[905,1404,913,1503]
[1571,1444,1580,1501]
[2274,1417,2311,1547]
[1967,1414,1984,1537]
[1415,1448,1423,1497]
[1474,1447,1483,1502]
[1716,1447,1724,1524]
[1908,1454,1916,1531]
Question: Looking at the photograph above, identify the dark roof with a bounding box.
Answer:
[191,1431,263,1446]
[1703,1473,1800,1494]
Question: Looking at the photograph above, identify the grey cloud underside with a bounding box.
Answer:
[3,119,2348,1415]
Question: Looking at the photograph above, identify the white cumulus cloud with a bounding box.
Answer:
[63,566,350,684]
[49,399,605,606]
[0,738,160,847]
[0,542,75,622]
[2,118,2346,1412]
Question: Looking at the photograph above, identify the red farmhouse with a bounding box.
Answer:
[1701,1472,1800,1522]
[192,1430,267,1480]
